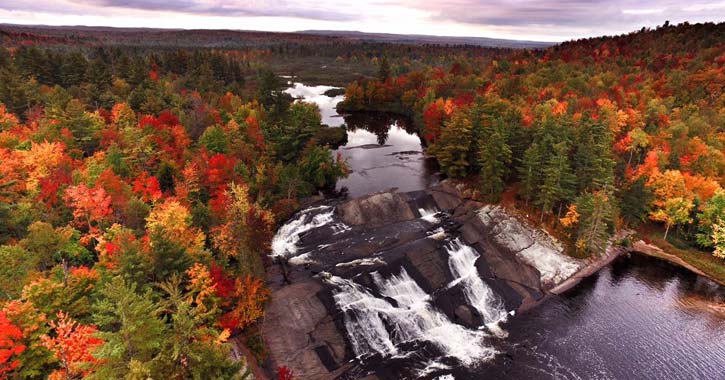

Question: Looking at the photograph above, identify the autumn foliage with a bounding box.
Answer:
[0,311,25,378]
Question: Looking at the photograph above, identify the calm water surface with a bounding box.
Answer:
[285,82,437,198]
[473,254,725,380]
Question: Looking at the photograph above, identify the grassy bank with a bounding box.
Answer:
[638,226,725,285]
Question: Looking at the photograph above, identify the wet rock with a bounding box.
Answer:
[430,188,461,211]
[337,192,416,226]
[404,239,451,290]
[264,183,584,380]
[454,305,477,326]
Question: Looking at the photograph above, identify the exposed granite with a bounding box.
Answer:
[262,181,585,380]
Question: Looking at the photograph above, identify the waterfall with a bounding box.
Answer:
[445,239,509,336]
[270,205,335,262]
[326,275,399,356]
[326,269,497,365]
[418,208,440,223]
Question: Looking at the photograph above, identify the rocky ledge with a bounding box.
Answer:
[261,181,585,380]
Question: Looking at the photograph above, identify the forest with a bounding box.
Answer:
[0,21,723,380]
[0,35,352,379]
[339,21,725,261]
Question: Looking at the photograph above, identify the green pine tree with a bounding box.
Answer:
[537,141,576,221]
[517,142,543,206]
[433,110,474,178]
[91,276,168,380]
[573,117,615,192]
[477,119,512,201]
[575,191,615,255]
[154,277,246,380]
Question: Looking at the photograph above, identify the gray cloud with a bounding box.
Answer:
[2,0,360,21]
[1,0,723,39]
[402,0,724,31]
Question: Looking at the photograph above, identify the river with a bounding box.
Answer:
[281,82,725,380]
[284,82,438,198]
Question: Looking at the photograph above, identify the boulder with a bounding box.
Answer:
[337,192,416,226]
[454,305,477,326]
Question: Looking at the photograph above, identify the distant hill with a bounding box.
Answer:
[298,30,554,48]
[0,24,344,48]
[0,24,552,49]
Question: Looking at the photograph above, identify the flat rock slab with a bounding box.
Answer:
[263,280,348,380]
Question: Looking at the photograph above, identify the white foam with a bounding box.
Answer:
[428,227,447,240]
[419,208,440,223]
[327,269,497,365]
[445,239,509,337]
[435,375,455,380]
[325,275,399,356]
[332,222,351,234]
[417,360,452,378]
[336,258,386,267]
[270,206,334,262]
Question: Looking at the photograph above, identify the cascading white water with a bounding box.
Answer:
[418,208,440,223]
[326,268,498,365]
[270,205,340,264]
[326,275,399,356]
[435,375,455,380]
[445,239,509,337]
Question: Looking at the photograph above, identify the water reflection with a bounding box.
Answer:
[284,82,437,198]
[284,82,345,127]
[336,112,437,198]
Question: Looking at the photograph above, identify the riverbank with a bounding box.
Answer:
[549,238,628,296]
[631,239,725,287]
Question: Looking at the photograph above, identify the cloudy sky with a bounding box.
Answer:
[1,1,724,41]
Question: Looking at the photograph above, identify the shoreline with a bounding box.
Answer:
[630,240,725,287]
[548,246,626,296]
[545,238,725,304]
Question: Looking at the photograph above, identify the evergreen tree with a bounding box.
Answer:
[618,177,653,226]
[276,102,321,162]
[477,118,511,201]
[434,110,473,178]
[518,142,543,206]
[0,66,39,117]
[155,278,245,380]
[575,191,615,255]
[573,117,615,192]
[378,56,391,81]
[537,141,576,221]
[60,51,88,87]
[91,277,168,380]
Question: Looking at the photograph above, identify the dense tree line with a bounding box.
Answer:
[0,44,346,379]
[339,22,725,258]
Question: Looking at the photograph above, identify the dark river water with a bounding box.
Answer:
[284,82,725,380]
[474,254,725,380]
